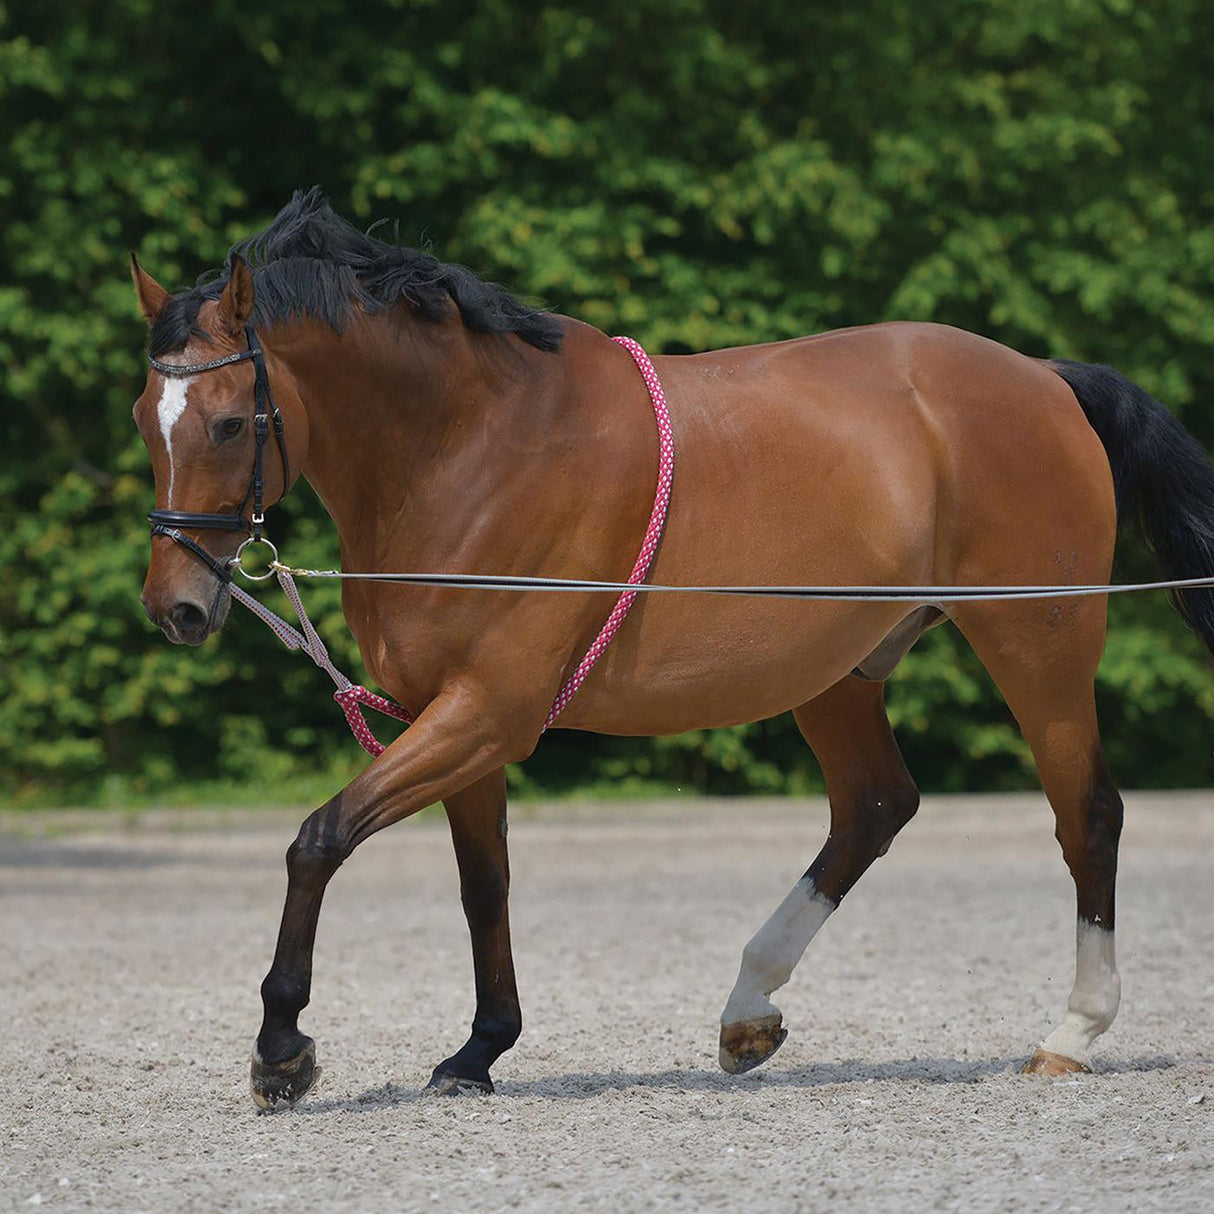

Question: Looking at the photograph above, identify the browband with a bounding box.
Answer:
[148,348,257,376]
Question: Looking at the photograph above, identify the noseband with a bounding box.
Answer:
[147,327,290,583]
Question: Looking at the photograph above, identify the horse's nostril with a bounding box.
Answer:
[169,600,209,637]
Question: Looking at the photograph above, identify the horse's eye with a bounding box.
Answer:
[217,417,244,441]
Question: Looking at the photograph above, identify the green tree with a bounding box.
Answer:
[2,0,1211,804]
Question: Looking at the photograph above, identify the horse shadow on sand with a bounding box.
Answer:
[296,1053,1182,1115]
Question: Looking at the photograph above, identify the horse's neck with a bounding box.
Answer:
[275,314,567,564]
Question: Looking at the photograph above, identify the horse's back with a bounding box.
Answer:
[662,319,1116,583]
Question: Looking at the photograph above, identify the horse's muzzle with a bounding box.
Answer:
[144,585,231,646]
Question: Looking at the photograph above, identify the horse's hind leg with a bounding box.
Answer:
[953,603,1123,1076]
[427,768,521,1095]
[719,676,919,1073]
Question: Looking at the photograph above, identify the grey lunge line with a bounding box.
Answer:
[266,565,1214,603]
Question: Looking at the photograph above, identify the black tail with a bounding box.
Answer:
[1050,359,1214,655]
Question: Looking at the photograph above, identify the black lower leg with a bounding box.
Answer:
[256,799,346,1065]
[806,784,920,903]
[793,679,920,904]
[429,772,520,1093]
[431,1005,521,1090]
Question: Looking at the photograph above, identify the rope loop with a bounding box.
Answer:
[332,685,414,757]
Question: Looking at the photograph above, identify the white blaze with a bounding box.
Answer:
[722,876,835,1026]
[156,375,194,506]
[1039,920,1121,1065]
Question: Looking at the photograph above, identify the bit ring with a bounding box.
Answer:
[233,536,279,582]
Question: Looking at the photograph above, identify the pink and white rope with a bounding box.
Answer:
[231,335,673,755]
[543,336,675,727]
[332,684,413,756]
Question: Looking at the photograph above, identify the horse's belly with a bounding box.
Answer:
[555,597,915,734]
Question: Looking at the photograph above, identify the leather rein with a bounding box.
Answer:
[146,326,290,582]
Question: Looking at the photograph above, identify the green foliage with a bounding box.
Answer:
[2,0,1212,804]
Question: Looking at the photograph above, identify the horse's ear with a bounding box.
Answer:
[216,255,255,336]
[130,254,170,325]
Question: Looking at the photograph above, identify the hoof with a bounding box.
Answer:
[250,1039,320,1111]
[426,1068,494,1096]
[719,1014,788,1075]
[1022,1047,1092,1078]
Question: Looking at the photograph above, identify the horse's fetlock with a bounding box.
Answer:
[473,1009,522,1050]
[261,970,309,1015]
[1093,973,1122,1029]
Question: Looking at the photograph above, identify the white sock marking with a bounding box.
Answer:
[1040,920,1120,1065]
[722,876,835,1026]
[155,374,194,506]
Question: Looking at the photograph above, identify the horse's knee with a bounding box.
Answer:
[286,833,345,879]
[287,799,351,878]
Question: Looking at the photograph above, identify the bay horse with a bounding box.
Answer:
[131,190,1214,1109]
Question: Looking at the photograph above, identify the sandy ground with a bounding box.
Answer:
[1,792,1212,1213]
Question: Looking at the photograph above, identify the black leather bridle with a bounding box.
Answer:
[147,327,290,583]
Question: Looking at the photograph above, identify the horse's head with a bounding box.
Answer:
[131,256,307,644]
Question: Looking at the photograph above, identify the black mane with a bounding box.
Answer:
[148,187,563,356]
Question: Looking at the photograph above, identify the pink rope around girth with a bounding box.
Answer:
[543,336,675,727]
[232,334,673,755]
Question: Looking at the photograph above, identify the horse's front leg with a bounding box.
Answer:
[426,768,520,1095]
[250,690,534,1111]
